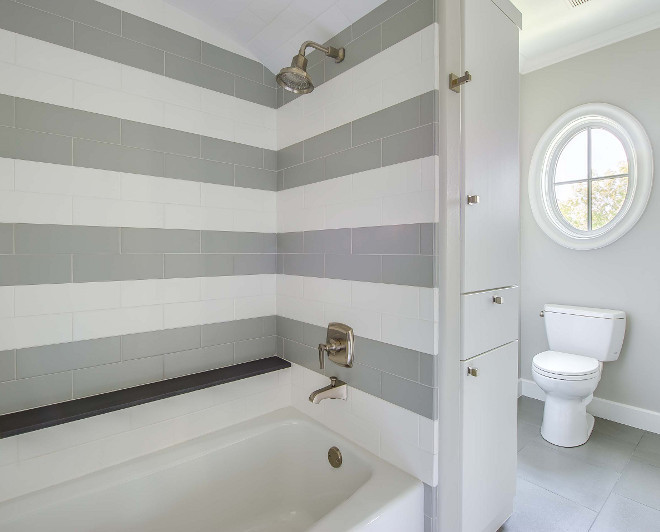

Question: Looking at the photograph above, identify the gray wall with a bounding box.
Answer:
[520,29,660,413]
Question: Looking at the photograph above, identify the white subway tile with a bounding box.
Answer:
[163,299,234,328]
[233,209,277,233]
[202,183,275,212]
[0,191,72,225]
[0,158,14,191]
[351,282,419,318]
[73,306,163,341]
[419,288,436,321]
[324,304,381,341]
[0,30,16,64]
[277,295,324,326]
[0,61,73,106]
[235,294,276,320]
[381,190,435,226]
[303,277,351,306]
[121,173,200,206]
[121,278,201,308]
[351,388,419,447]
[276,275,304,298]
[0,287,14,319]
[14,161,120,199]
[324,198,381,229]
[0,437,17,468]
[0,314,72,350]
[163,204,233,231]
[234,122,277,151]
[122,66,201,110]
[14,283,120,316]
[73,197,164,228]
[163,103,234,143]
[303,175,352,208]
[418,417,438,454]
[381,433,437,486]
[381,314,434,354]
[201,275,264,300]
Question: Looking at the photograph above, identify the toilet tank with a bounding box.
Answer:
[544,304,626,361]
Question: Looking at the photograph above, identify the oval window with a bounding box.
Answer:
[529,104,653,250]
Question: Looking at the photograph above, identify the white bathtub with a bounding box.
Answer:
[0,407,423,531]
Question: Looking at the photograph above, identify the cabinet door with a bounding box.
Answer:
[462,0,520,293]
[461,341,518,532]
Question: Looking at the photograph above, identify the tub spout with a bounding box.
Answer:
[309,377,347,404]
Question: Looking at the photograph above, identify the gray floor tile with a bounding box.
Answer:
[590,493,660,531]
[632,432,660,467]
[500,479,596,532]
[592,417,645,445]
[615,460,660,511]
[518,442,620,511]
[518,396,544,426]
[518,420,541,451]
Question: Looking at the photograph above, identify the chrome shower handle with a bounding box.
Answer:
[318,339,343,370]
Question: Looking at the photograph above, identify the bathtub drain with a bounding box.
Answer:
[328,446,342,468]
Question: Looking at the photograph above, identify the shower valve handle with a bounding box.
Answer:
[318,339,343,370]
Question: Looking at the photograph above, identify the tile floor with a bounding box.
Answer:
[501,397,660,531]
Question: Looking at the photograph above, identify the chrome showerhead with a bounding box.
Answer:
[276,41,345,95]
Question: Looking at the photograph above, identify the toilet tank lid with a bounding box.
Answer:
[544,304,625,319]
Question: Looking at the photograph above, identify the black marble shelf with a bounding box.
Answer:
[0,357,290,439]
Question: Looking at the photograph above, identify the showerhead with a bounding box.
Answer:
[276,41,345,95]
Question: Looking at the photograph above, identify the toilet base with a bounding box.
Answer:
[540,394,596,448]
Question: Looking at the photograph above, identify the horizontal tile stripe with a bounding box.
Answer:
[279,24,438,149]
[0,31,276,149]
[276,275,436,354]
[1,1,277,108]
[0,95,277,190]
[277,156,438,232]
[0,275,276,351]
[278,0,435,108]
[277,316,436,419]
[0,315,277,414]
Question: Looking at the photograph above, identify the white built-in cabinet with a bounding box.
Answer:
[459,0,521,531]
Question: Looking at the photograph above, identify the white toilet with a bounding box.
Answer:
[532,304,626,447]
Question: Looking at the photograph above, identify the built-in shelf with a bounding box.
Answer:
[0,357,290,439]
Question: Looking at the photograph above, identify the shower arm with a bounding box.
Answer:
[298,41,345,63]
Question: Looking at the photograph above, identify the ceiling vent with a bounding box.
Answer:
[565,0,591,7]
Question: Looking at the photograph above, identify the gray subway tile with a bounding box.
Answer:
[304,229,351,254]
[201,137,263,168]
[73,357,163,398]
[201,43,263,83]
[235,336,277,364]
[277,142,303,170]
[202,231,275,254]
[325,25,381,82]
[0,372,72,415]
[121,228,200,254]
[74,22,163,75]
[304,125,351,161]
[234,254,277,275]
[17,338,120,378]
[235,165,278,191]
[0,126,72,166]
[263,149,277,171]
[122,12,201,62]
[263,67,278,88]
[325,141,381,181]
[277,170,284,191]
[420,90,437,125]
[282,158,325,189]
[281,339,320,372]
[164,154,233,186]
[419,353,436,386]
[122,326,200,360]
[74,138,164,177]
[382,255,433,287]
[164,344,234,379]
[0,224,13,254]
[351,0,417,39]
[15,98,120,143]
[165,53,233,95]
[15,224,118,254]
[0,254,71,285]
[317,26,352,68]
[73,254,163,282]
[277,232,303,253]
[352,97,420,147]
[276,336,283,355]
[381,373,435,418]
[19,0,121,34]
[325,254,381,283]
[381,124,435,167]
[382,0,434,50]
[0,0,73,47]
[235,76,276,108]
[0,94,14,127]
[263,315,276,336]
[352,224,421,254]
[282,254,324,277]
[420,223,434,255]
[164,253,233,278]
[333,362,382,398]
[307,61,324,88]
[0,350,15,382]
[356,337,419,381]
[276,316,304,343]
[302,322,326,348]
[121,120,199,157]
[202,317,265,347]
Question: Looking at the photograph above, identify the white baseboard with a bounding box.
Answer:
[519,378,660,434]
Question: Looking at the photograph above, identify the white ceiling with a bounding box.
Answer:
[164,0,388,74]
[512,0,660,73]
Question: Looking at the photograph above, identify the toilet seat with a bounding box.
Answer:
[533,351,600,381]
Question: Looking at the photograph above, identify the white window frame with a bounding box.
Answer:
[529,103,653,250]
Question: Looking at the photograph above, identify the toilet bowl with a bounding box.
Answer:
[532,351,601,447]
[533,305,626,448]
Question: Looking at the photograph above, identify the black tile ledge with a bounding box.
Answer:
[0,357,290,438]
